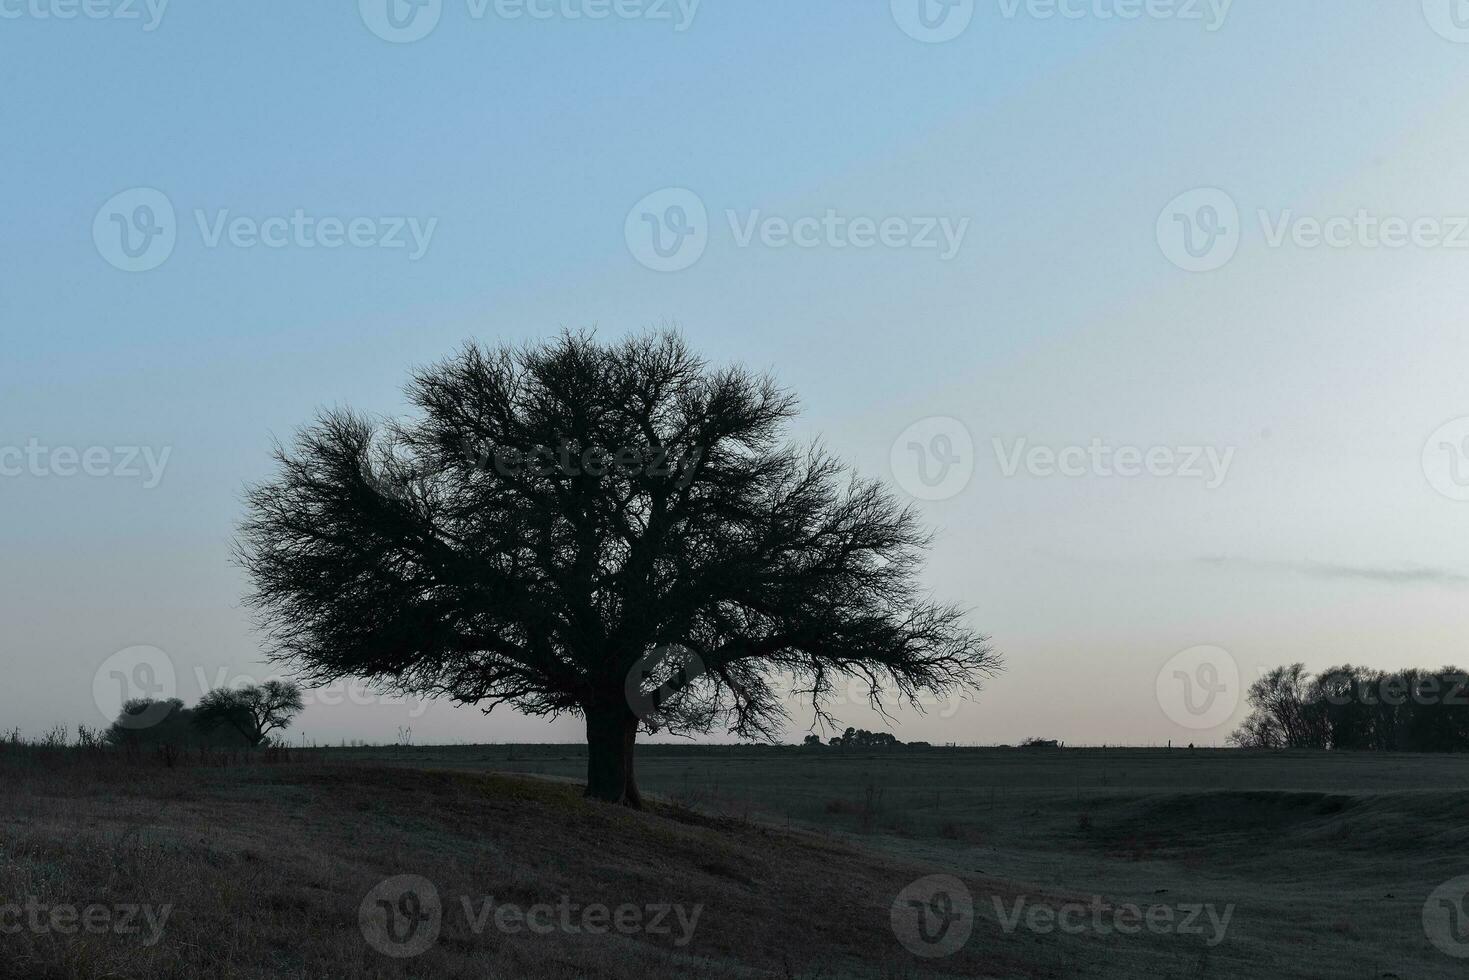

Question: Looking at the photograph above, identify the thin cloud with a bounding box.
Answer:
[1200,557,1469,586]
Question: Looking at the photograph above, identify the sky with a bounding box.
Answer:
[5,0,1469,747]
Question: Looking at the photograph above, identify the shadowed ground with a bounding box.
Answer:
[1,745,1463,978]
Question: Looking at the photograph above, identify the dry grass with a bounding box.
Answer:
[1,742,1464,978]
[0,748,1005,979]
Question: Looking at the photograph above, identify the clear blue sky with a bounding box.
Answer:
[5,1,1469,746]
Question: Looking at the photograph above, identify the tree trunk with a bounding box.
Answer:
[622,717,642,808]
[584,705,642,807]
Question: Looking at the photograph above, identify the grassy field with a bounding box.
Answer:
[2,741,1465,978]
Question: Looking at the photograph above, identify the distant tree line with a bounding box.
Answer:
[802,728,930,749]
[107,681,304,749]
[1229,664,1469,752]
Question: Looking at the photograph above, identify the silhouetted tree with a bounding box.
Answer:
[106,697,188,746]
[193,681,304,747]
[106,698,254,749]
[830,727,902,749]
[1383,668,1469,752]
[238,331,997,805]
[1228,664,1329,749]
[1315,665,1376,751]
[1227,709,1284,750]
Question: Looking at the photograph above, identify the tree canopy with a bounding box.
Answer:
[238,330,998,804]
[194,681,305,747]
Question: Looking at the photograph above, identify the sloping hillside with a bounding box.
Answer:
[1,751,1462,979]
[0,758,1010,979]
